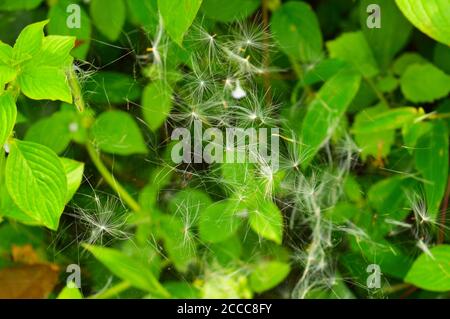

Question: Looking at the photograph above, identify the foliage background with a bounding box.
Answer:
[0,0,449,299]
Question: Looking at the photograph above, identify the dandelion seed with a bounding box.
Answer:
[232,80,246,99]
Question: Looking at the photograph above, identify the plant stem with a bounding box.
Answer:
[69,68,141,213]
[67,68,85,113]
[90,281,131,299]
[86,143,141,213]
[365,77,389,107]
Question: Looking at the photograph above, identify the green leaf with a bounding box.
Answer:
[90,0,125,42]
[0,65,17,93]
[91,110,147,156]
[401,63,450,103]
[83,244,170,297]
[57,286,83,299]
[249,261,291,293]
[303,58,347,85]
[0,0,43,11]
[5,140,67,230]
[168,188,212,224]
[85,72,141,104]
[392,52,427,76]
[142,81,173,131]
[24,111,75,154]
[31,35,75,67]
[405,245,450,292]
[352,107,421,134]
[200,0,259,22]
[12,20,48,63]
[0,41,14,64]
[300,70,361,167]
[158,0,202,45]
[271,1,322,63]
[414,120,449,219]
[395,0,450,46]
[352,104,395,160]
[158,214,196,272]
[249,200,283,244]
[361,0,412,69]
[199,201,243,243]
[327,31,379,78]
[0,92,17,148]
[60,157,84,203]
[48,0,92,60]
[126,0,158,32]
[18,65,72,103]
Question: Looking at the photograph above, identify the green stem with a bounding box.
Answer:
[69,68,141,213]
[86,143,141,212]
[67,68,85,113]
[90,281,131,299]
[365,77,389,107]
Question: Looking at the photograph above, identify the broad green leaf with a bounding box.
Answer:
[158,214,196,272]
[168,188,212,224]
[401,63,450,103]
[126,0,158,32]
[209,235,242,266]
[12,20,48,63]
[249,200,283,244]
[200,0,259,22]
[415,120,449,219]
[84,244,170,297]
[158,0,203,45]
[5,140,67,230]
[60,158,84,203]
[352,107,421,134]
[85,72,141,104]
[303,59,347,85]
[0,65,17,92]
[199,201,243,243]
[141,81,173,131]
[325,202,359,224]
[368,176,407,215]
[0,41,14,64]
[327,31,379,78]
[0,0,43,11]
[48,0,92,59]
[31,35,75,67]
[361,0,412,69]
[402,121,432,154]
[0,92,17,148]
[271,1,322,63]
[405,245,450,292]
[57,286,83,299]
[395,0,450,46]
[163,281,200,299]
[90,0,125,42]
[25,111,75,154]
[392,52,427,76]
[249,261,290,293]
[300,70,361,167]
[91,111,147,156]
[18,65,72,103]
[352,104,395,160]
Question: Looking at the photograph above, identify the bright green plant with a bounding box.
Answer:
[0,0,449,299]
